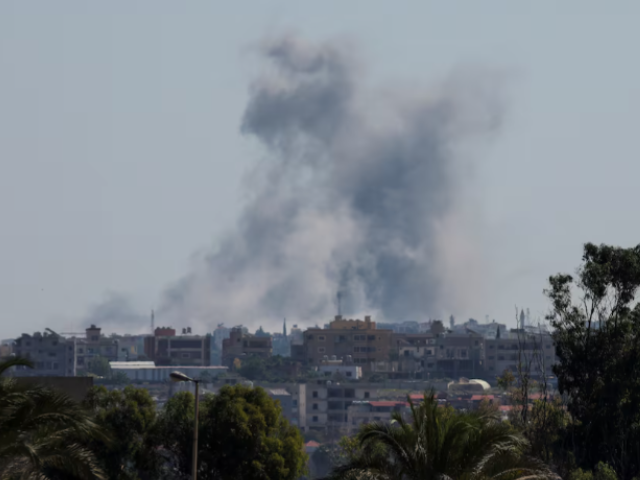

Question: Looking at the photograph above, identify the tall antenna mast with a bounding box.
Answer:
[336,291,342,316]
[151,309,155,333]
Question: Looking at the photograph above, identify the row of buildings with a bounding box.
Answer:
[232,376,544,437]
[2,315,556,383]
[290,316,556,381]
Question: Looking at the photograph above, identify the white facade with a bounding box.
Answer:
[109,362,227,382]
[317,364,362,380]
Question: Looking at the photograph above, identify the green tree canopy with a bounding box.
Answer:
[0,357,107,480]
[547,243,640,479]
[83,385,163,480]
[160,385,306,480]
[497,369,516,391]
[86,356,111,378]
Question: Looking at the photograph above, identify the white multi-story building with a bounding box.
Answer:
[317,364,363,380]
[306,381,380,434]
[109,361,227,382]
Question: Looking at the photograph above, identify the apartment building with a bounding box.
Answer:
[485,330,556,379]
[306,381,380,434]
[394,332,437,378]
[11,330,74,376]
[116,335,147,361]
[318,362,363,380]
[265,384,307,431]
[346,400,409,434]
[221,327,272,367]
[74,326,120,374]
[300,316,393,371]
[0,340,13,359]
[423,331,486,380]
[144,327,212,367]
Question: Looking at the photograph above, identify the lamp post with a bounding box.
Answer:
[170,371,200,480]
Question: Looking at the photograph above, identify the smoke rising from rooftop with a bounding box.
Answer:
[153,35,503,329]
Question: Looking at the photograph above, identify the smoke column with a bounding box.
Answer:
[151,35,503,330]
[81,292,149,333]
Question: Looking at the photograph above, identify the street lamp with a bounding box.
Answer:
[170,371,200,480]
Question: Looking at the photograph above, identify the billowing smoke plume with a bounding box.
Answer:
[157,35,503,329]
[81,292,149,333]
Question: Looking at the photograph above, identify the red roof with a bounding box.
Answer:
[528,393,549,400]
[499,405,513,412]
[409,393,437,401]
[369,401,408,408]
[471,395,495,401]
[305,441,320,447]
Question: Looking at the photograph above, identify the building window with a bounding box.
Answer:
[346,371,352,377]
[292,400,298,406]
[313,391,318,398]
[313,403,318,410]
[318,347,326,353]
[313,416,318,422]
[488,356,495,360]
[307,335,314,340]
[364,392,370,399]
[318,336,325,341]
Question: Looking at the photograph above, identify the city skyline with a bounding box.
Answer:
[2,2,640,338]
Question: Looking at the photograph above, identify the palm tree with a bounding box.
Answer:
[0,357,108,480]
[325,392,557,480]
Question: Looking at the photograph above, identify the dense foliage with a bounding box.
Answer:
[323,392,554,480]
[0,358,107,480]
[5,242,640,480]
[0,361,305,480]
[547,243,640,479]
[83,386,164,480]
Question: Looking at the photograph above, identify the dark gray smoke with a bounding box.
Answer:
[159,35,503,328]
[81,292,149,333]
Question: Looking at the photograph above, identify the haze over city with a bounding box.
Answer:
[1,2,639,338]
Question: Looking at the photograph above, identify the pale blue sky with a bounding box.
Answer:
[1,2,639,337]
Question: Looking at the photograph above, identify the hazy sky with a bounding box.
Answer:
[1,2,639,338]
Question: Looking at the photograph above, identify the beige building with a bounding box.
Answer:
[300,316,393,371]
